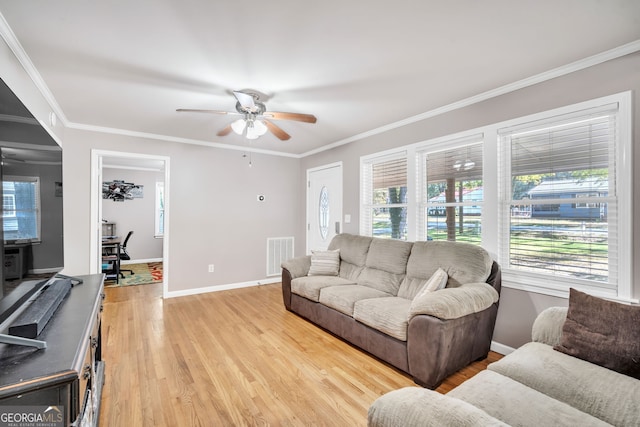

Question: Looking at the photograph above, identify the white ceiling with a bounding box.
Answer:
[1,1,639,157]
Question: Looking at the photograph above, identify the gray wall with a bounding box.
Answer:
[299,52,640,350]
[102,168,163,261]
[62,129,303,294]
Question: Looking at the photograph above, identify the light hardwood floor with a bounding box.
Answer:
[99,282,501,426]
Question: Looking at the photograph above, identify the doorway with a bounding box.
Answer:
[90,150,170,297]
[307,162,343,253]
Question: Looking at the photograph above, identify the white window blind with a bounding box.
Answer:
[417,138,484,243]
[498,103,619,290]
[361,152,408,239]
[2,175,41,243]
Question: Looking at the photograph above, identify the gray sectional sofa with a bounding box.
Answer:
[368,297,640,426]
[280,233,501,389]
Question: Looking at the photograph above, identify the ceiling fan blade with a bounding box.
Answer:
[233,91,257,110]
[176,108,243,117]
[217,124,233,136]
[264,111,317,123]
[264,120,291,141]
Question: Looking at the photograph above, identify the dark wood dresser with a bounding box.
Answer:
[0,274,105,426]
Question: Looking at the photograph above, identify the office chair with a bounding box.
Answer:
[119,231,135,277]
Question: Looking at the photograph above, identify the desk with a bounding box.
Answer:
[101,237,121,284]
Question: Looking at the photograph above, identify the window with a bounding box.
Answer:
[155,182,164,237]
[498,102,623,292]
[358,92,632,300]
[361,153,408,240]
[2,176,41,242]
[418,138,483,244]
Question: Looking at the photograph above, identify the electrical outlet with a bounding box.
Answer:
[208,264,215,273]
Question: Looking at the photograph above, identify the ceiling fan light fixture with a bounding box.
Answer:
[231,119,246,135]
[463,159,475,171]
[253,119,268,136]
[245,119,268,140]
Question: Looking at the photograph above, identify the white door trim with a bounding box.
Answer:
[306,161,343,254]
[90,149,170,298]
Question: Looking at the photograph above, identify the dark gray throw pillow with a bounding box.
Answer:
[554,288,640,379]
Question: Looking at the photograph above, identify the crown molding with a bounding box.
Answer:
[66,122,301,158]
[300,39,640,157]
[0,12,68,125]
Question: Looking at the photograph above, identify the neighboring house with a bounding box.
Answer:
[428,187,483,216]
[526,178,608,220]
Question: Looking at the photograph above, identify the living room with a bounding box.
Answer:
[0,2,639,425]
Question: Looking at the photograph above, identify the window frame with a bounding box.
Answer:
[2,175,42,243]
[495,93,632,301]
[416,134,485,243]
[358,91,633,302]
[360,150,409,240]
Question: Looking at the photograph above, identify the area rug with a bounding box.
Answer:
[107,262,163,287]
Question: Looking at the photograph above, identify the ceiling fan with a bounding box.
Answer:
[177,90,317,141]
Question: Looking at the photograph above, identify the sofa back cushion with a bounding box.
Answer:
[358,238,413,295]
[399,267,448,300]
[327,234,372,281]
[403,241,492,289]
[365,238,414,274]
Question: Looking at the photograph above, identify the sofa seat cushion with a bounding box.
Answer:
[488,342,640,427]
[353,297,412,341]
[448,370,611,427]
[291,276,356,302]
[319,285,391,316]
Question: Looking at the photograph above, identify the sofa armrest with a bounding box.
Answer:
[281,255,311,279]
[409,283,499,320]
[531,306,568,346]
[368,387,508,427]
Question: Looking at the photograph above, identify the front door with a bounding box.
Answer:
[307,163,343,253]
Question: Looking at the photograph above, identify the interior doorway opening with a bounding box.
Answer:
[90,150,170,297]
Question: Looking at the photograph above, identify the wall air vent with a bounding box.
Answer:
[267,237,294,277]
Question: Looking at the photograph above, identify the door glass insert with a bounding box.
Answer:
[319,186,330,240]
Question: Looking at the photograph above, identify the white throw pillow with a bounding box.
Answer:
[308,249,340,276]
[415,267,448,299]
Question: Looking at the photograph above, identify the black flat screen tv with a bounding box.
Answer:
[0,78,64,334]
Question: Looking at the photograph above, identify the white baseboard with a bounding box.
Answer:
[165,277,281,299]
[490,341,516,356]
[28,267,63,275]
[122,258,163,265]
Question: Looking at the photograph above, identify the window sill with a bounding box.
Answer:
[501,269,638,304]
